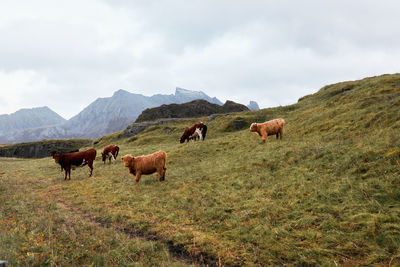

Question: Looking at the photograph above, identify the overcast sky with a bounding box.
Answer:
[1,0,399,119]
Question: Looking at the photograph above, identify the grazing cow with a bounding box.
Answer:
[52,148,97,180]
[250,118,285,143]
[121,151,167,183]
[180,122,207,143]
[101,144,119,164]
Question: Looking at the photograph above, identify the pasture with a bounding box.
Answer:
[1,74,400,265]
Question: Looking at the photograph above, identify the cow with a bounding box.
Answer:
[250,118,285,143]
[121,151,167,183]
[180,122,207,143]
[101,144,119,164]
[52,148,97,180]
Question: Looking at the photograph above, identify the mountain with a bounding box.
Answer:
[135,99,249,122]
[0,106,66,136]
[173,87,222,105]
[247,101,260,111]
[0,87,224,143]
[64,88,223,139]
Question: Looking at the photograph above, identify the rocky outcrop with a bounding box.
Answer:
[121,118,186,138]
[0,139,91,158]
[135,100,249,123]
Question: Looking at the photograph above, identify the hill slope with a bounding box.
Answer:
[1,74,399,266]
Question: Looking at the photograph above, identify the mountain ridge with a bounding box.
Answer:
[0,87,256,143]
[0,106,66,136]
[135,99,249,123]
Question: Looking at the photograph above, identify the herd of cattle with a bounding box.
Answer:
[52,118,285,181]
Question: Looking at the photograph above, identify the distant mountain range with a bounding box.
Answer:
[0,87,259,143]
[0,106,66,136]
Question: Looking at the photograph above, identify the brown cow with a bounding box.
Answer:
[180,122,206,143]
[121,151,167,183]
[53,148,97,180]
[250,118,285,143]
[101,144,119,164]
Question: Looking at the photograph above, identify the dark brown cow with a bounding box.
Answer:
[180,122,206,143]
[52,148,97,180]
[101,144,119,164]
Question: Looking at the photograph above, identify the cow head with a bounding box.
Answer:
[121,154,134,167]
[180,135,185,143]
[249,123,258,132]
[53,152,61,163]
[52,153,64,170]
[101,152,106,163]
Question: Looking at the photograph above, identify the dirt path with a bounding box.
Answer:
[46,187,221,267]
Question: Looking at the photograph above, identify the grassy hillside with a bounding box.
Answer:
[1,74,399,265]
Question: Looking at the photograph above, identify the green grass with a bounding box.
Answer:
[1,73,399,265]
[0,158,189,266]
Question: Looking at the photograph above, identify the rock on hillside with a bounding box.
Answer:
[135,99,249,123]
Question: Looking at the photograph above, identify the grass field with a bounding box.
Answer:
[1,74,399,265]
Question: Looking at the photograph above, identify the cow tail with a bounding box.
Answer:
[116,146,119,158]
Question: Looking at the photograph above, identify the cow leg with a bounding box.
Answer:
[279,128,284,140]
[276,133,279,139]
[107,152,112,164]
[88,161,93,177]
[261,132,267,143]
[135,172,142,183]
[64,169,68,180]
[66,166,71,180]
[158,168,165,181]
